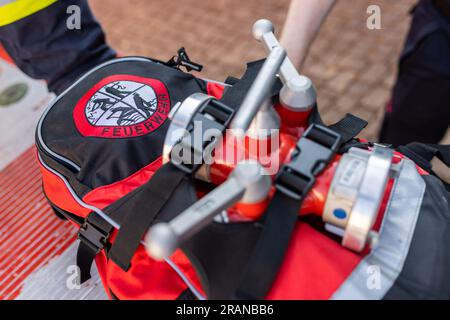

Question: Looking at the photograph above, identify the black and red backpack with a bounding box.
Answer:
[36,55,249,299]
[36,45,450,300]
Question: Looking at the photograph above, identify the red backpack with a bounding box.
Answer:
[37,50,450,300]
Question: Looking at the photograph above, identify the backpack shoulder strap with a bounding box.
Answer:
[235,124,342,300]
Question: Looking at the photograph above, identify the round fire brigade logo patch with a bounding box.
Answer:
[73,75,170,138]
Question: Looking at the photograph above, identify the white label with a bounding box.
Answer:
[339,158,365,188]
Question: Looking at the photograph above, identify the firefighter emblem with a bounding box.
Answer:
[73,75,170,138]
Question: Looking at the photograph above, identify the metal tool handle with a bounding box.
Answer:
[229,46,286,136]
[145,161,271,260]
[252,19,316,111]
[252,19,299,84]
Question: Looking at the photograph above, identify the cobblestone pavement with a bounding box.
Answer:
[91,0,449,142]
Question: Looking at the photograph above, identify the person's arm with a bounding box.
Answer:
[280,0,337,70]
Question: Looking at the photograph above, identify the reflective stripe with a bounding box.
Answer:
[331,159,426,300]
[0,1,15,6]
[0,0,57,27]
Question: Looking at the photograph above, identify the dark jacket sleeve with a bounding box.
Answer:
[0,0,116,94]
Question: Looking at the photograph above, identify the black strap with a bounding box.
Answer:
[398,143,450,170]
[234,124,342,300]
[220,59,281,110]
[398,144,433,172]
[76,242,99,284]
[76,212,114,283]
[234,193,299,299]
[398,142,450,191]
[433,144,450,166]
[108,162,187,271]
[309,109,368,153]
[328,113,368,143]
[76,169,189,281]
[220,60,263,109]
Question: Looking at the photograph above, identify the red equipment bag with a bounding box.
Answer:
[36,55,251,299]
[37,53,450,300]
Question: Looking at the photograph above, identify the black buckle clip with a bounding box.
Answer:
[200,99,235,126]
[275,124,341,200]
[78,222,110,254]
[168,47,203,72]
[172,99,235,174]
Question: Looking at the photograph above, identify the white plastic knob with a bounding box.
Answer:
[252,19,274,41]
[145,223,178,261]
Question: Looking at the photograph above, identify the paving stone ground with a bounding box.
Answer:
[90,0,448,142]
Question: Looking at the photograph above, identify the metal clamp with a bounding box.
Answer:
[275,124,341,200]
[163,93,234,174]
[145,160,271,260]
[341,146,394,252]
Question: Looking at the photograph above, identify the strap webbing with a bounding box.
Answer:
[234,193,299,299]
[76,212,114,283]
[398,143,450,169]
[220,60,262,109]
[76,242,99,283]
[432,144,450,166]
[234,124,341,300]
[329,113,368,143]
[398,142,450,190]
[108,163,186,271]
[220,59,281,109]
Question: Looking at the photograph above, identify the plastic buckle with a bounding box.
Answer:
[171,99,234,174]
[275,124,341,200]
[78,222,109,254]
[169,47,203,72]
[202,100,234,125]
